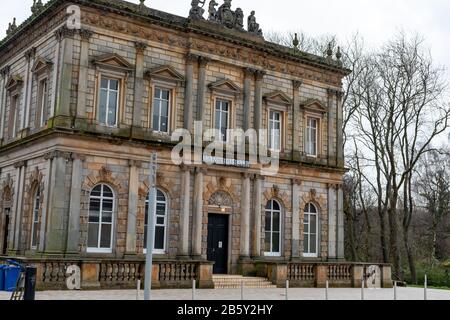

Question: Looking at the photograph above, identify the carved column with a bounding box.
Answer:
[327,183,338,260]
[253,70,266,131]
[327,89,336,166]
[133,42,147,128]
[240,173,251,258]
[252,175,264,257]
[179,165,192,258]
[75,29,93,125]
[184,54,198,131]
[54,26,76,126]
[0,66,10,141]
[126,160,142,255]
[291,178,301,259]
[23,47,36,131]
[292,80,302,160]
[11,161,27,252]
[66,153,86,254]
[243,68,255,131]
[336,184,345,259]
[336,91,345,167]
[192,167,206,258]
[197,56,210,122]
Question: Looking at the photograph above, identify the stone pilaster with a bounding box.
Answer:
[192,167,206,258]
[253,70,265,131]
[292,80,302,160]
[327,183,338,260]
[44,151,71,253]
[291,178,301,259]
[53,26,76,127]
[126,159,142,255]
[243,68,255,131]
[23,47,36,131]
[337,184,345,259]
[197,56,210,122]
[133,42,147,128]
[252,175,264,257]
[75,29,93,125]
[184,54,197,131]
[0,66,9,141]
[11,161,27,252]
[336,91,345,167]
[240,173,251,257]
[66,153,86,254]
[179,165,192,258]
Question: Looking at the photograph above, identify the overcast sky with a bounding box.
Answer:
[1,0,449,143]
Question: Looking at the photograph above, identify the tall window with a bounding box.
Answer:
[144,189,168,254]
[268,110,282,151]
[303,203,319,257]
[9,95,18,139]
[87,184,114,253]
[30,188,40,249]
[98,77,119,127]
[215,99,230,142]
[264,199,282,256]
[152,87,170,133]
[37,79,48,127]
[306,117,318,156]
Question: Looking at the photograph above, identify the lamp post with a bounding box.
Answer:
[144,152,158,301]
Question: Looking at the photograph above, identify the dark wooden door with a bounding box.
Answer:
[207,214,229,274]
[2,208,10,255]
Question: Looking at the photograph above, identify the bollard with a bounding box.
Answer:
[424,274,427,301]
[325,280,329,301]
[192,279,196,301]
[136,279,141,301]
[241,280,244,301]
[23,267,37,301]
[394,281,397,301]
[361,276,365,301]
[285,280,289,301]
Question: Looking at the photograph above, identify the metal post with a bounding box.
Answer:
[394,281,397,301]
[144,152,158,301]
[192,279,196,301]
[325,280,329,301]
[285,280,289,301]
[424,274,427,301]
[241,280,244,301]
[361,275,365,301]
[136,279,141,301]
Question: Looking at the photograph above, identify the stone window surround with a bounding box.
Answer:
[303,202,320,258]
[304,111,323,159]
[263,198,285,258]
[148,80,178,135]
[31,58,53,130]
[209,93,237,143]
[265,103,288,153]
[6,90,20,141]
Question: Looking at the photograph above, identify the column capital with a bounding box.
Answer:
[13,160,27,169]
[128,159,143,168]
[327,88,344,98]
[196,166,208,175]
[244,67,257,78]
[135,41,147,54]
[292,178,302,186]
[71,153,86,161]
[292,80,303,89]
[44,150,71,161]
[186,53,199,64]
[254,70,266,81]
[198,56,211,67]
[0,65,11,79]
[254,174,266,181]
[328,183,342,190]
[54,25,76,42]
[242,172,253,180]
[79,28,93,41]
[24,47,36,62]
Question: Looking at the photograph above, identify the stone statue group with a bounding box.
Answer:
[189,0,263,36]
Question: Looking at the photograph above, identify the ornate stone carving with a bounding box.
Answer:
[79,29,93,41]
[208,190,233,207]
[24,47,36,61]
[208,0,219,21]
[54,26,76,41]
[217,0,235,28]
[13,160,27,169]
[292,80,303,89]
[0,65,11,79]
[31,0,44,15]
[247,11,262,36]
[6,18,17,37]
[99,166,113,181]
[189,0,206,20]
[128,160,143,168]
[135,41,147,54]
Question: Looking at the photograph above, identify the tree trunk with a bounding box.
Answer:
[402,226,416,284]
[388,193,402,281]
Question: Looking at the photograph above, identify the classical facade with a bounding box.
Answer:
[0,0,392,289]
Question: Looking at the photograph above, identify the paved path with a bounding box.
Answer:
[0,287,449,300]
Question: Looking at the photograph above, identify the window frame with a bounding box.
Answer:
[36,76,49,128]
[8,93,19,140]
[97,75,121,128]
[30,187,41,250]
[264,199,282,257]
[87,184,115,254]
[143,189,168,255]
[214,98,231,143]
[267,108,284,152]
[305,115,320,158]
[150,86,172,134]
[303,203,319,258]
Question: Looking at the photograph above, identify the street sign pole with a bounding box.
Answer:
[144,152,158,301]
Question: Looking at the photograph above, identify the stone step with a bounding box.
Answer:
[212,275,277,289]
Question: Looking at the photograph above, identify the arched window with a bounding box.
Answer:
[30,187,40,249]
[303,203,319,257]
[264,199,282,256]
[144,189,168,254]
[87,184,114,253]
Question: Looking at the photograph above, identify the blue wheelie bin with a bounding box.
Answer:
[4,265,21,292]
[0,265,6,291]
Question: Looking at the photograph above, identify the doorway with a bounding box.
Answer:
[2,208,10,255]
[207,214,229,274]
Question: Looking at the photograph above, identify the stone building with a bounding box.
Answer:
[0,0,391,289]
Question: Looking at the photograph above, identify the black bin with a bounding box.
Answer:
[23,267,37,301]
